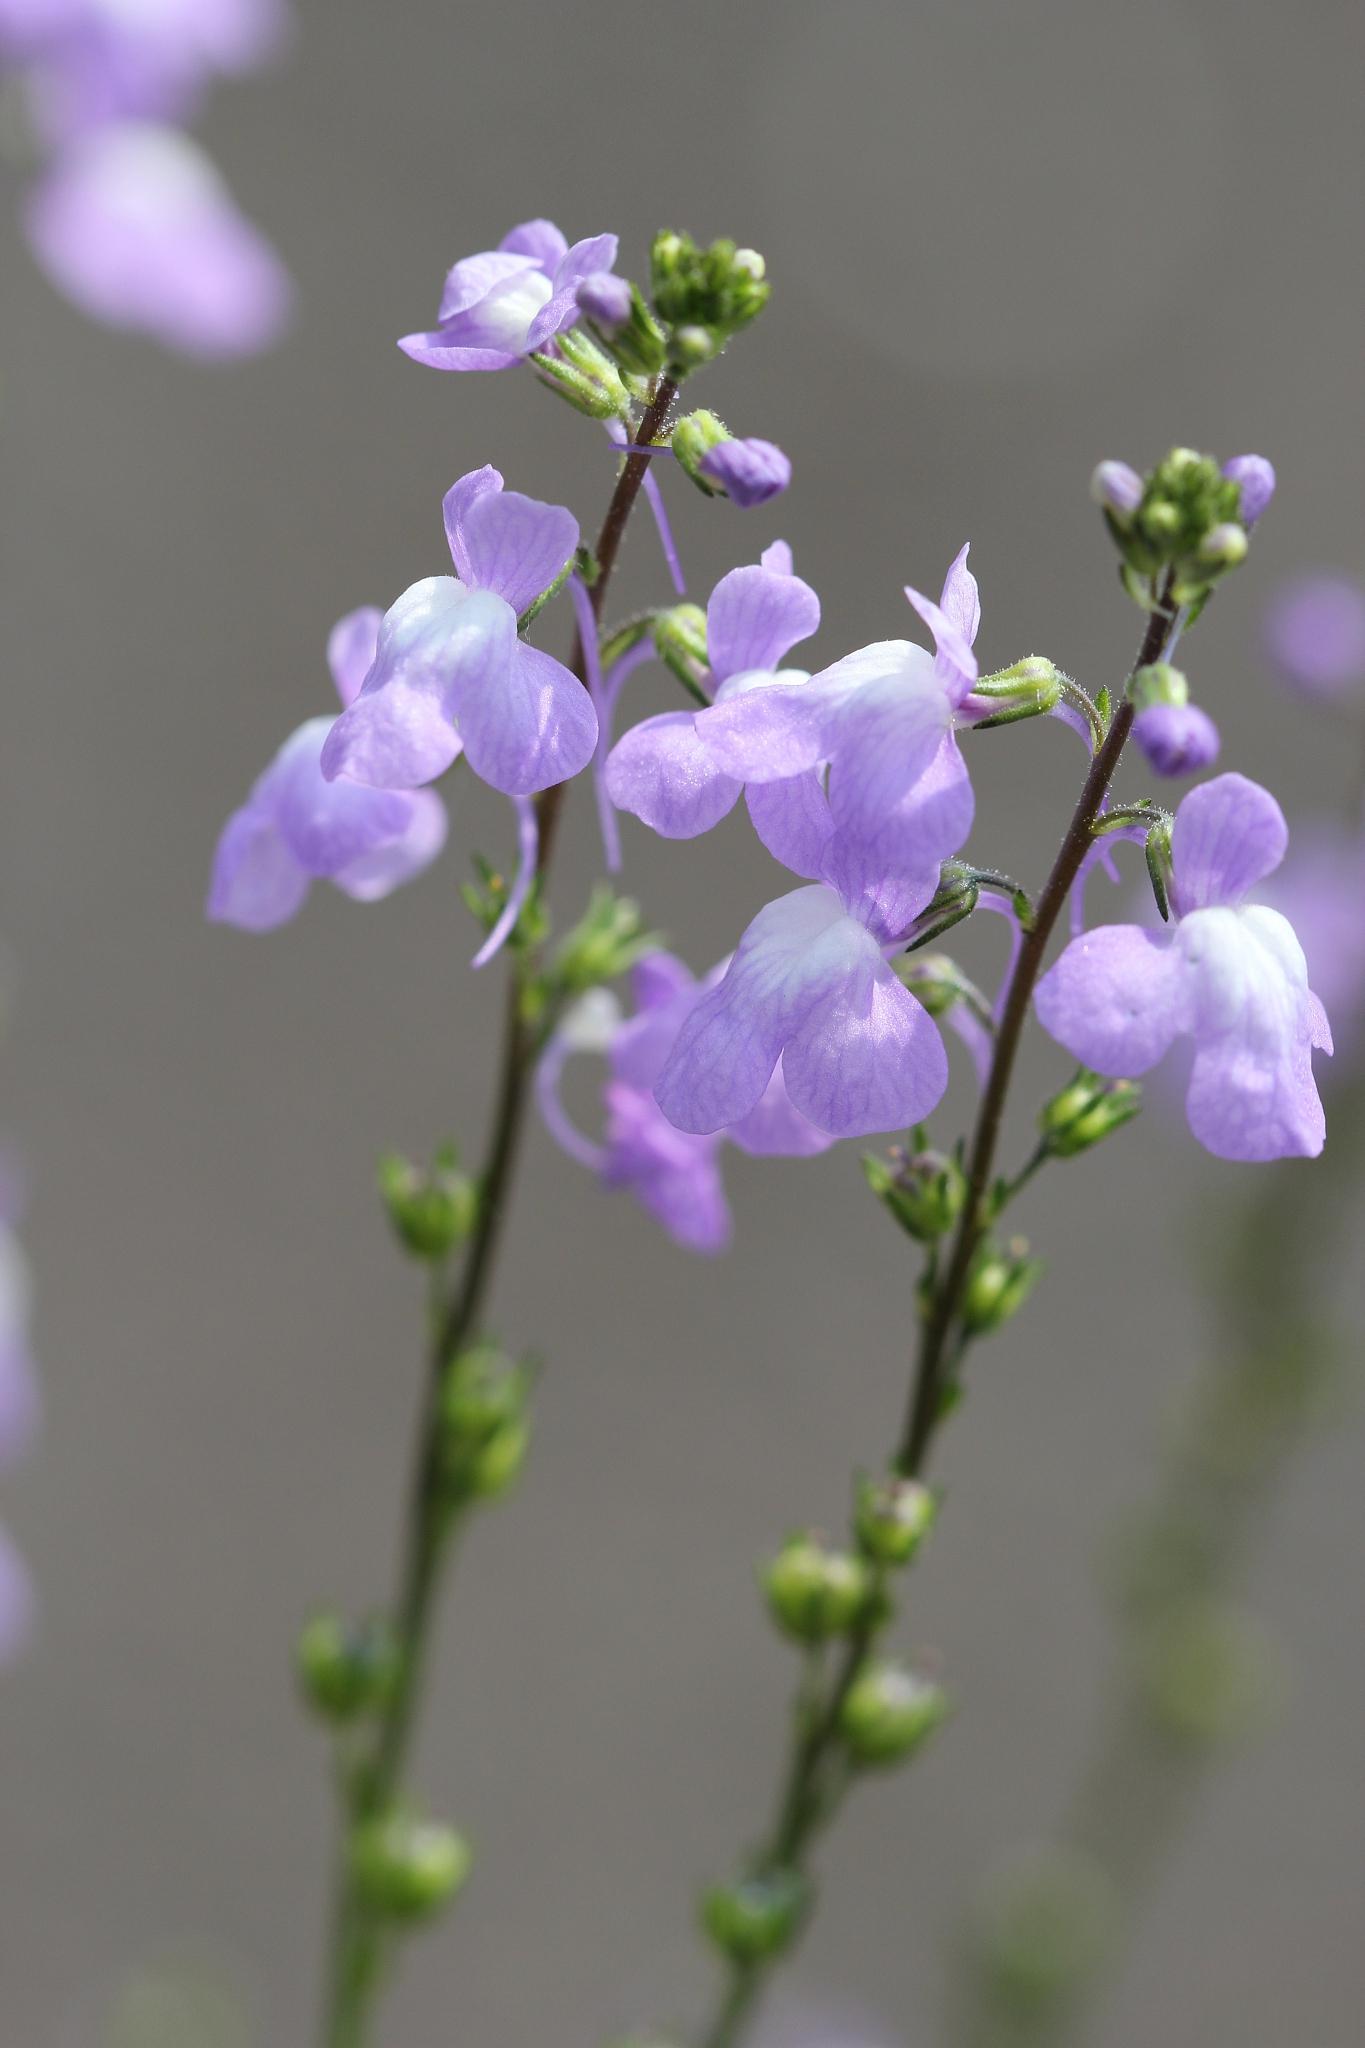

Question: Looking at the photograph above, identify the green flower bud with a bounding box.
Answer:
[1198,520,1248,569]
[863,1145,967,1243]
[297,1613,400,1724]
[854,1475,938,1567]
[439,1344,531,1503]
[961,1236,1042,1337]
[651,601,709,693]
[530,329,630,419]
[581,279,668,378]
[649,229,771,369]
[350,1814,472,1923]
[700,1867,808,1964]
[553,883,657,994]
[838,1660,948,1767]
[762,1533,872,1642]
[671,408,732,494]
[1127,661,1189,711]
[378,1147,478,1261]
[1039,1071,1141,1158]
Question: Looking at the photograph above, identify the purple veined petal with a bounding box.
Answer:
[25,122,291,359]
[441,465,503,575]
[553,231,620,291]
[1034,924,1192,1075]
[497,219,567,273]
[655,885,858,1134]
[327,607,382,709]
[610,955,701,1091]
[824,662,955,849]
[1180,909,1329,1161]
[439,247,544,320]
[937,541,981,649]
[603,1082,733,1255]
[397,331,525,372]
[333,790,448,904]
[632,951,698,1013]
[322,580,508,789]
[469,795,539,968]
[698,438,792,509]
[605,712,743,839]
[745,770,834,880]
[1169,772,1288,914]
[524,288,584,352]
[694,680,832,783]
[825,732,974,928]
[0,1526,34,1667]
[450,482,578,614]
[904,576,979,705]
[783,947,949,1138]
[454,638,596,795]
[725,1059,835,1157]
[206,804,310,930]
[707,559,821,683]
[1185,1034,1325,1161]
[272,719,413,875]
[761,540,793,575]
[819,825,943,948]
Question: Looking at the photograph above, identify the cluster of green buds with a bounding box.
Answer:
[700,1866,810,1966]
[378,1143,478,1263]
[349,1810,472,1924]
[1038,1069,1142,1160]
[649,231,770,372]
[1093,447,1252,610]
[961,1235,1042,1337]
[531,323,634,419]
[548,883,657,1001]
[864,1142,967,1243]
[437,1342,532,1505]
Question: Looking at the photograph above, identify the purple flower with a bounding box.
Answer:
[208,608,448,931]
[321,466,595,795]
[23,122,290,357]
[398,218,619,372]
[655,841,950,1142]
[604,542,821,841]
[1264,573,1365,701]
[575,269,632,329]
[698,437,792,509]
[537,956,831,1254]
[1221,454,1276,528]
[1132,700,1220,777]
[0,1195,38,1472]
[1035,774,1331,1161]
[692,544,980,888]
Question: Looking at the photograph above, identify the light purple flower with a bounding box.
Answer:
[23,121,290,357]
[321,466,594,796]
[576,269,632,329]
[1264,574,1365,702]
[1221,454,1276,529]
[1035,774,1332,1161]
[604,542,820,841]
[693,544,981,889]
[208,608,448,931]
[698,437,792,509]
[0,1198,39,1472]
[398,218,619,372]
[1131,700,1220,777]
[537,955,831,1254]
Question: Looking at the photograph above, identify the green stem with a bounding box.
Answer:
[318,375,679,2048]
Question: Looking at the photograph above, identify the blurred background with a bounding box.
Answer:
[1,0,1362,2041]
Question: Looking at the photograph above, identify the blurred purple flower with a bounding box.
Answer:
[698,436,792,509]
[321,466,595,796]
[1132,699,1220,777]
[24,122,290,357]
[0,1528,33,1667]
[1036,774,1331,1161]
[1265,573,1365,701]
[1,1161,38,1670]
[208,608,448,931]
[398,218,619,371]
[1261,826,1365,1064]
[537,956,831,1254]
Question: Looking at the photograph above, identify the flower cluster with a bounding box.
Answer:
[1,0,291,355]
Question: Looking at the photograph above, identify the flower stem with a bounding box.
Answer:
[690,582,1179,2048]
[317,375,679,2048]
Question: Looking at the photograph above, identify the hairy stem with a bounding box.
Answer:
[319,375,679,2048]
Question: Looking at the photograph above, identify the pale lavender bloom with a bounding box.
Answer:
[1264,574,1365,701]
[321,466,595,795]
[1035,774,1331,1161]
[1222,453,1276,528]
[0,1192,39,1471]
[1132,700,1220,777]
[1261,827,1365,1063]
[398,218,619,371]
[537,956,830,1254]
[698,437,792,509]
[1090,459,1143,522]
[604,541,820,840]
[208,608,448,931]
[693,543,980,889]
[24,122,290,357]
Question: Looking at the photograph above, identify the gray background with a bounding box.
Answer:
[2,0,1362,2042]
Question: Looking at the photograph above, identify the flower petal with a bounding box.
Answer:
[267,719,409,875]
[938,542,981,649]
[1170,772,1288,912]
[441,465,503,576]
[397,331,524,372]
[825,733,973,925]
[206,806,309,931]
[439,247,543,320]
[726,1061,835,1156]
[1034,924,1191,1075]
[333,790,448,903]
[783,951,949,1137]
[694,681,831,782]
[904,574,978,704]
[824,658,954,846]
[321,580,505,789]
[553,232,620,290]
[745,771,833,880]
[497,219,567,271]
[448,481,578,614]
[605,712,742,838]
[327,607,381,708]
[452,638,596,794]
[604,1083,732,1255]
[706,559,820,683]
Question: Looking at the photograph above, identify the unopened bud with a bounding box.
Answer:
[1128,661,1188,710]
[961,1236,1041,1336]
[854,1475,937,1567]
[651,601,709,690]
[839,1660,948,1767]
[1132,700,1220,777]
[530,328,629,419]
[700,1867,808,1963]
[576,271,632,329]
[1221,453,1276,528]
[671,408,731,493]
[378,1147,477,1261]
[350,1814,472,1922]
[863,1147,966,1242]
[762,1534,872,1642]
[1040,1072,1141,1158]
[439,1344,530,1503]
[577,274,668,377]
[1090,460,1143,523]
[297,1613,399,1724]
[1198,520,1248,569]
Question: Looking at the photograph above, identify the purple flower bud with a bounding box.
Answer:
[1222,454,1276,527]
[1090,460,1143,523]
[1132,700,1220,778]
[575,269,632,330]
[697,436,792,509]
[1265,574,1365,701]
